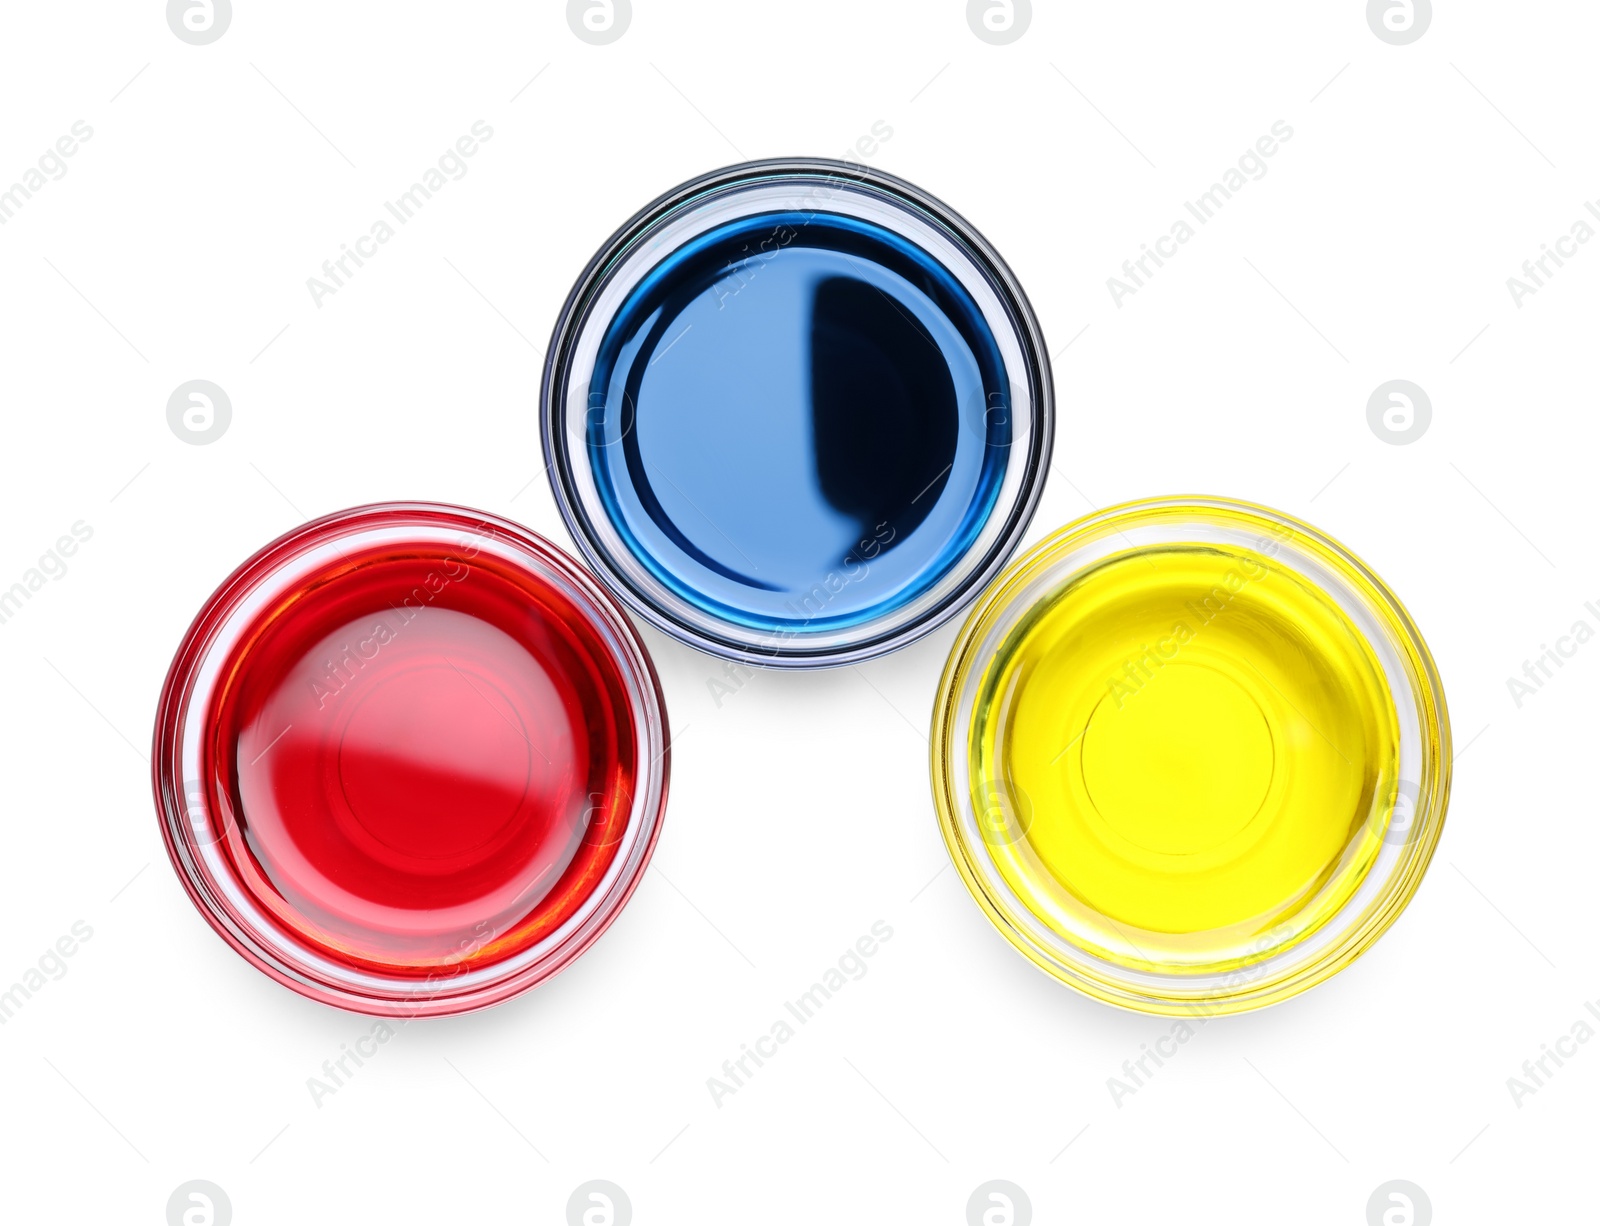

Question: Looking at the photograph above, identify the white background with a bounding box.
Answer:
[1,2,1595,1222]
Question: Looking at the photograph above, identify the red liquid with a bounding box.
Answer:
[202,537,640,980]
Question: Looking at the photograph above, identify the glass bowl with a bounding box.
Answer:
[152,503,669,1016]
[931,497,1450,1015]
[542,157,1053,667]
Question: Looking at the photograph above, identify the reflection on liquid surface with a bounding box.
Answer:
[588,210,1012,632]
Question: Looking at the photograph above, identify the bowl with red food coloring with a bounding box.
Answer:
[152,503,669,1016]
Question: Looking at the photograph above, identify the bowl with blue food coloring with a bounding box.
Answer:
[542,159,1054,666]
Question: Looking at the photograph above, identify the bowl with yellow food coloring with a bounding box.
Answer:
[930,497,1450,1015]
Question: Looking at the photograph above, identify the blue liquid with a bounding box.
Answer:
[588,210,1012,635]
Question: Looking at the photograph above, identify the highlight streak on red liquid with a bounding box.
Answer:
[203,542,639,980]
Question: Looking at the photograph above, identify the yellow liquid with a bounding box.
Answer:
[970,542,1400,972]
